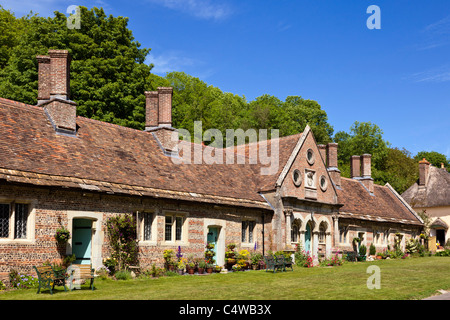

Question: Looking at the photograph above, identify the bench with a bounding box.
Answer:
[264,255,284,273]
[69,264,95,291]
[33,265,68,294]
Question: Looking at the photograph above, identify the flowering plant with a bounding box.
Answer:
[55,226,70,243]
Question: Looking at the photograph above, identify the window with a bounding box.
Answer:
[165,216,172,241]
[306,149,315,165]
[292,169,302,187]
[0,204,10,238]
[15,203,28,239]
[291,222,299,243]
[0,202,30,240]
[339,226,347,243]
[242,220,255,243]
[319,223,326,243]
[164,213,186,243]
[142,212,153,241]
[319,175,328,192]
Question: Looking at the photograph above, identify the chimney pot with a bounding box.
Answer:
[326,143,341,187]
[419,158,430,186]
[361,154,372,178]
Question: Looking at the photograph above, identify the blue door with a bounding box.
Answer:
[72,219,92,265]
[305,223,312,254]
[207,227,218,264]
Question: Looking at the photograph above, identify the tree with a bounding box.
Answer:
[414,151,450,172]
[106,214,138,271]
[0,6,153,129]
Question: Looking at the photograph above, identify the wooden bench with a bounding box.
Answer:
[69,264,95,291]
[33,265,68,294]
[264,255,284,273]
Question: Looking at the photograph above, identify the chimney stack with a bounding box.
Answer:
[318,145,327,164]
[145,87,177,156]
[360,154,374,193]
[419,158,430,187]
[350,155,361,179]
[326,143,341,187]
[37,55,51,103]
[37,50,77,134]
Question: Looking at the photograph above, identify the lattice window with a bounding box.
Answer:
[165,216,172,241]
[0,204,9,238]
[14,203,28,239]
[175,217,183,241]
[143,212,152,241]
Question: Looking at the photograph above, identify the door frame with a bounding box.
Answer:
[204,219,225,267]
[67,211,103,270]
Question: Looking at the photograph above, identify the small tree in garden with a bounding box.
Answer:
[106,214,139,271]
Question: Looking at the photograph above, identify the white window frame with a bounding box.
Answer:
[163,211,187,245]
[339,226,348,244]
[0,199,35,244]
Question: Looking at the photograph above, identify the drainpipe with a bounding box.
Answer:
[261,211,265,256]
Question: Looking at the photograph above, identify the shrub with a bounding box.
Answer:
[359,244,367,256]
[369,243,376,256]
[106,214,139,271]
[115,270,132,280]
[9,270,38,289]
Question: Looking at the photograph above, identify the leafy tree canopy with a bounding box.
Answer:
[414,151,450,172]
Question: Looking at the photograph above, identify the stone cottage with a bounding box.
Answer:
[0,50,423,279]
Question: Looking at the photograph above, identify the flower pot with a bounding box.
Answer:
[187,268,195,275]
[376,256,382,260]
[198,268,205,274]
[206,268,213,274]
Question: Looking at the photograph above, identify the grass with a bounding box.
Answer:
[1,256,450,300]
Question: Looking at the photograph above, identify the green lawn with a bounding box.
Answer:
[1,256,450,300]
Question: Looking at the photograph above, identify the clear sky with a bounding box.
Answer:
[2,0,450,158]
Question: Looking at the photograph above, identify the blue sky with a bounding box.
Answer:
[2,0,450,159]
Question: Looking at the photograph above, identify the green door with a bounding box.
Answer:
[72,219,92,265]
[207,227,218,264]
[305,223,312,254]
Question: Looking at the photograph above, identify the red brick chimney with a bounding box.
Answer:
[419,158,430,186]
[145,91,159,129]
[48,50,71,100]
[157,87,173,127]
[326,143,341,187]
[360,154,374,193]
[37,50,77,134]
[350,155,361,178]
[145,87,177,155]
[37,55,51,104]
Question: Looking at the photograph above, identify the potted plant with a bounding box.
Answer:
[197,260,206,274]
[55,226,70,244]
[369,243,376,257]
[376,252,383,260]
[225,244,237,270]
[187,261,196,275]
[206,263,214,274]
[163,249,176,271]
[214,265,222,273]
[250,252,262,270]
[177,258,186,275]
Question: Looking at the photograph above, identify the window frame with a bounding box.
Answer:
[163,211,187,245]
[0,200,35,244]
[241,219,256,245]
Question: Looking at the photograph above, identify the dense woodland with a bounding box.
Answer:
[0,6,448,194]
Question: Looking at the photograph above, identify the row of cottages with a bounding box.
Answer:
[0,50,423,278]
[402,159,450,250]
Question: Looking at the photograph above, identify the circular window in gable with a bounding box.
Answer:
[292,169,302,187]
[306,149,315,165]
[319,175,328,192]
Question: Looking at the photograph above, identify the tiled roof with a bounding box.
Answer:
[0,97,269,208]
[337,178,423,225]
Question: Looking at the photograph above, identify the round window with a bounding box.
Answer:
[319,175,328,192]
[292,169,302,187]
[306,149,315,165]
